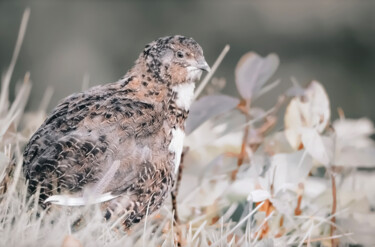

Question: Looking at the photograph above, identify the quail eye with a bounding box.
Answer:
[176,51,184,58]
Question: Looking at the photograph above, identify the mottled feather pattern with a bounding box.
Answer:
[23,35,209,229]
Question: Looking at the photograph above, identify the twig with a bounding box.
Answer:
[231,96,285,180]
[330,171,338,247]
[171,147,188,247]
[252,210,275,244]
[231,122,249,180]
[231,100,250,180]
[171,147,188,225]
[254,200,275,240]
[294,183,304,216]
[194,45,230,99]
[337,107,345,120]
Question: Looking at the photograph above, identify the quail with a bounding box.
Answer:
[23,35,210,229]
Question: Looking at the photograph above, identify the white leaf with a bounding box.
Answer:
[270,150,313,194]
[264,131,294,154]
[187,178,229,207]
[304,177,327,198]
[235,52,279,100]
[301,128,333,166]
[227,178,255,201]
[284,80,330,150]
[247,189,270,202]
[186,94,239,135]
[340,214,375,246]
[341,169,375,207]
[331,118,375,167]
[335,146,375,167]
[333,118,374,148]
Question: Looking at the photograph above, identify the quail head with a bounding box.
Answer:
[23,35,210,229]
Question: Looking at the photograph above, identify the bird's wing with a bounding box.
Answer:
[44,160,122,206]
[23,80,164,203]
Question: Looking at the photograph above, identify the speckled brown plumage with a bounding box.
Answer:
[22,35,209,229]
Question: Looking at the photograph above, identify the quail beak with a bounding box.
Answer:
[196,60,211,73]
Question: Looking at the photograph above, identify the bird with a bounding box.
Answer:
[22,35,210,229]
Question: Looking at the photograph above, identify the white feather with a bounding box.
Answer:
[172,82,195,111]
[168,127,185,173]
[44,192,118,206]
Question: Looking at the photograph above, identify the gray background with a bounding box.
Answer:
[1,1,374,122]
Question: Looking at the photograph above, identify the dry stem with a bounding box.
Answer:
[294,183,304,216]
[231,100,250,180]
[171,148,188,225]
[171,148,189,246]
[330,171,338,247]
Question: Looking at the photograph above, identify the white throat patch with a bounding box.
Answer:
[172,82,195,111]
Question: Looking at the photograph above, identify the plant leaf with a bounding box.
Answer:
[301,128,333,166]
[186,94,239,135]
[235,52,279,101]
[333,118,375,167]
[248,189,271,202]
[284,80,331,150]
[270,150,313,194]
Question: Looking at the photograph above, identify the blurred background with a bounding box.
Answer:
[1,1,374,122]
